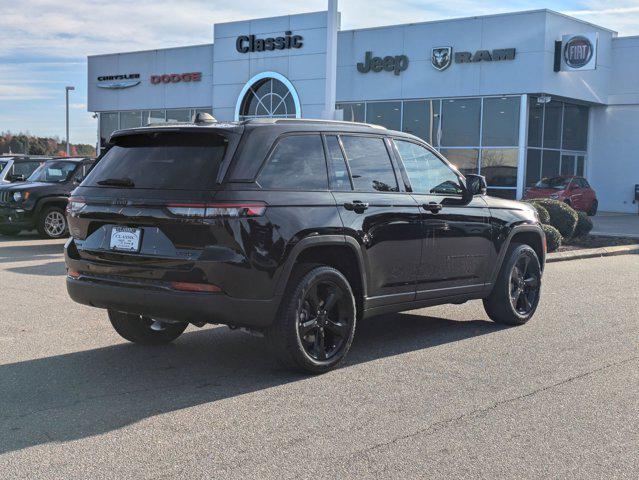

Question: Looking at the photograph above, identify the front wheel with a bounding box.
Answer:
[483,243,542,325]
[108,311,188,345]
[267,266,357,374]
[37,206,68,239]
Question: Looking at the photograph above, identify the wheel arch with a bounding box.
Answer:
[275,235,367,308]
[35,196,69,215]
[488,224,546,287]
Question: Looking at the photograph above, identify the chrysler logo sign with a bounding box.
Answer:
[431,47,452,71]
[564,36,593,69]
[96,73,141,89]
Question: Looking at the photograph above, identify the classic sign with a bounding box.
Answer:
[236,31,303,53]
[357,51,409,76]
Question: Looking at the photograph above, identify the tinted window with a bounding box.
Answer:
[482,97,520,146]
[337,103,365,123]
[366,102,401,131]
[561,155,575,176]
[541,150,560,180]
[0,161,8,175]
[527,98,543,148]
[258,135,327,190]
[395,140,462,195]
[481,149,518,187]
[526,149,541,187]
[439,149,478,177]
[576,156,585,176]
[441,98,481,147]
[543,101,562,149]
[562,104,589,151]
[341,136,398,192]
[85,132,228,190]
[325,136,351,191]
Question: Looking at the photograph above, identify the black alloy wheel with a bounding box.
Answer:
[268,265,356,374]
[298,279,351,361]
[509,254,540,316]
[483,243,542,325]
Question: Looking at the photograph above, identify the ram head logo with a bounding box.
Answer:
[431,47,452,71]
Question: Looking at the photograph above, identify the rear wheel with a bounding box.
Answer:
[108,310,188,345]
[483,243,542,326]
[267,265,356,374]
[37,206,68,239]
[588,200,598,216]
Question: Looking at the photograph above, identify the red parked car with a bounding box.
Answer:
[524,176,598,216]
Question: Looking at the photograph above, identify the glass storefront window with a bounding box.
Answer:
[337,103,365,123]
[541,150,560,178]
[144,110,166,125]
[440,98,480,147]
[482,97,519,147]
[562,104,589,151]
[481,149,518,187]
[526,149,542,187]
[577,156,585,176]
[99,112,119,146]
[402,100,440,145]
[439,149,479,177]
[561,155,576,176]
[527,98,543,148]
[366,102,401,131]
[543,100,562,149]
[166,109,191,123]
[120,111,141,130]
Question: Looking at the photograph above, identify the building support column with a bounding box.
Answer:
[516,94,528,200]
[323,0,339,120]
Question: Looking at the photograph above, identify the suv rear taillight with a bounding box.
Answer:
[167,202,267,219]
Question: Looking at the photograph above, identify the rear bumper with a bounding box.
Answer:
[66,276,281,328]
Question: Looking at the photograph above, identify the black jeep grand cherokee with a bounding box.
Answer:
[65,118,545,373]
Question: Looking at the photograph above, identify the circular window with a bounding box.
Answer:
[236,73,300,121]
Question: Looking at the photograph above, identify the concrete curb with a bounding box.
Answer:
[547,244,639,263]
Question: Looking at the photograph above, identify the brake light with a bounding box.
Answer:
[67,196,86,214]
[167,202,266,218]
[170,281,222,293]
[67,270,81,279]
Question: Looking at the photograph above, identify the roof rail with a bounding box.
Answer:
[242,118,386,130]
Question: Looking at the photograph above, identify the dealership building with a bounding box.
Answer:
[87,3,639,212]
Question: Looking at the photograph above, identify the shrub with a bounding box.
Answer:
[524,200,550,224]
[530,198,578,239]
[542,224,562,252]
[574,211,594,237]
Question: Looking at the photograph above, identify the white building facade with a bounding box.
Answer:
[87,6,639,213]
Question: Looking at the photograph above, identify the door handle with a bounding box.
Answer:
[344,200,369,213]
[423,202,443,213]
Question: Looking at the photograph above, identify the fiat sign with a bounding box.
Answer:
[561,33,597,71]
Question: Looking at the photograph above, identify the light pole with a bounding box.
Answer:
[65,86,75,156]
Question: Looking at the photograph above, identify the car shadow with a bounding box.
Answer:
[6,261,67,276]
[0,313,506,455]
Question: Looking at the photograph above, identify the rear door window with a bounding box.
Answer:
[340,136,398,192]
[84,132,228,190]
[258,135,328,190]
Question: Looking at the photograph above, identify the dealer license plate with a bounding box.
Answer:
[110,226,142,253]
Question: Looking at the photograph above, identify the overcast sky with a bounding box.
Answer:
[0,0,637,146]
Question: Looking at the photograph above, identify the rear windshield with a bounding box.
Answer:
[84,131,229,190]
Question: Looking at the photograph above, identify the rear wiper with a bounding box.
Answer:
[97,178,135,188]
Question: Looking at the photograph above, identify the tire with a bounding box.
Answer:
[0,227,21,236]
[588,200,598,217]
[267,265,357,374]
[108,310,188,345]
[37,206,68,239]
[483,243,542,326]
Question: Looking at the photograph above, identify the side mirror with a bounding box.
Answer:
[9,174,26,182]
[464,174,487,200]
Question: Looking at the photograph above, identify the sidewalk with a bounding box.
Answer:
[591,212,639,238]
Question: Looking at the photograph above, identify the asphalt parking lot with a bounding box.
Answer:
[0,235,637,479]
